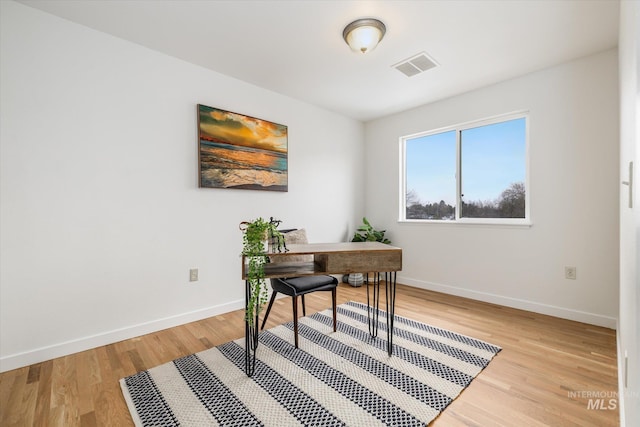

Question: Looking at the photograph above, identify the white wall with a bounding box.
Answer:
[618,1,640,425]
[365,49,619,327]
[0,1,364,372]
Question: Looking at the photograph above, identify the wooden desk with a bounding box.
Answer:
[242,242,402,376]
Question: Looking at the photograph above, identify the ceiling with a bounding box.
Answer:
[18,0,620,122]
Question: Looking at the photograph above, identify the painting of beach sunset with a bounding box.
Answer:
[197,104,288,191]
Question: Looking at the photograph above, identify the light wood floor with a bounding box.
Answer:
[1,283,618,426]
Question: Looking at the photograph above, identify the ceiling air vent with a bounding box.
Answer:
[393,52,438,77]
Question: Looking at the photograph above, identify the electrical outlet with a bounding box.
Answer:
[564,266,576,280]
[189,268,198,282]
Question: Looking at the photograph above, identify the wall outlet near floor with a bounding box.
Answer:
[189,268,198,282]
[564,266,576,280]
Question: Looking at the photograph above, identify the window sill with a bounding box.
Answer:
[398,218,532,228]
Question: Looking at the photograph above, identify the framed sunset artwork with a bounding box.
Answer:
[197,104,288,191]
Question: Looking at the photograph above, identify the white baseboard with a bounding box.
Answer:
[1,279,617,373]
[399,275,617,329]
[0,299,245,373]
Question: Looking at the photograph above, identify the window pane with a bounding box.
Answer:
[460,118,526,218]
[405,130,456,220]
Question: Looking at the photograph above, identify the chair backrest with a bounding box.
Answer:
[269,228,313,263]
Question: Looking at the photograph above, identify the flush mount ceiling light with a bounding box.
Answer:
[342,18,386,54]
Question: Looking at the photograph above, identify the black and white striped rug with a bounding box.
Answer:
[120,301,501,426]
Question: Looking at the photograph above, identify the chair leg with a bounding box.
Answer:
[261,291,278,330]
[331,288,337,332]
[301,294,306,317]
[292,295,299,348]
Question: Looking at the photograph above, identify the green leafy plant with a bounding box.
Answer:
[351,217,391,244]
[241,217,284,325]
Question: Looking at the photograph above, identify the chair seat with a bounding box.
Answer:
[271,275,338,296]
[260,228,338,348]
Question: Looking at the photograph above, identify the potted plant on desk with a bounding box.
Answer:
[347,217,391,286]
[239,217,285,325]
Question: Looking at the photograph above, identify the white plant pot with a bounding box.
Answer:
[348,273,364,287]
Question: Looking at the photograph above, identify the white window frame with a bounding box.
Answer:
[399,111,531,226]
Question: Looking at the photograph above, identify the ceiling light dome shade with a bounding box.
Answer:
[343,18,386,54]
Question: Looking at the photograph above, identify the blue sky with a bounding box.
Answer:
[406,117,526,205]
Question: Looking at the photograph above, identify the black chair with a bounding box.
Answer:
[260,229,338,348]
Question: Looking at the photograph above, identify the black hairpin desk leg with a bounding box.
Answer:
[245,279,259,377]
[366,272,380,337]
[366,271,397,356]
[385,271,397,356]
